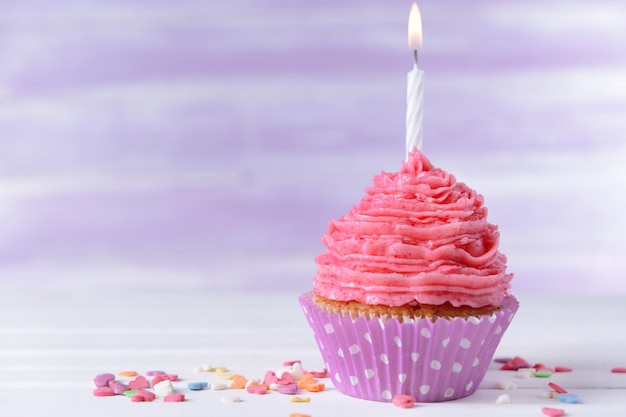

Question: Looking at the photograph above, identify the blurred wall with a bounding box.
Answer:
[1,0,625,295]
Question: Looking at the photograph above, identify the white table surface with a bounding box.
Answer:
[1,290,625,416]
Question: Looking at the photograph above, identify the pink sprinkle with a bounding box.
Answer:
[128,376,149,390]
[278,372,295,385]
[263,371,278,386]
[130,395,145,402]
[151,375,170,387]
[554,366,573,373]
[146,370,166,376]
[392,394,416,408]
[247,385,268,395]
[308,369,328,378]
[283,360,302,366]
[611,367,626,373]
[164,393,185,402]
[93,387,115,397]
[278,383,299,395]
[533,363,555,372]
[541,407,565,417]
[134,390,156,401]
[107,380,130,395]
[548,382,568,394]
[166,374,179,381]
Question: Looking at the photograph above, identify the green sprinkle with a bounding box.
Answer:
[123,390,137,397]
[533,370,553,378]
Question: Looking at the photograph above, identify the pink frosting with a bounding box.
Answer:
[313,149,513,308]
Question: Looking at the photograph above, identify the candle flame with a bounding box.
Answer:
[408,2,423,50]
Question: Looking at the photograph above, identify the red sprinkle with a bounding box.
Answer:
[392,394,416,408]
[611,367,626,373]
[500,356,532,371]
[548,382,568,394]
[554,366,573,373]
[533,363,555,372]
[494,357,513,364]
[164,393,185,402]
[151,375,170,387]
[283,360,302,366]
[130,395,145,402]
[309,369,328,378]
[541,407,565,417]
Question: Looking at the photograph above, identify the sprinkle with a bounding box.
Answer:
[217,372,235,380]
[309,369,328,378]
[230,374,248,389]
[279,372,295,385]
[108,380,130,395]
[263,371,279,386]
[201,364,214,372]
[123,390,137,397]
[541,390,558,399]
[304,383,325,392]
[290,396,311,403]
[245,378,262,389]
[500,357,531,371]
[278,383,299,395]
[128,376,149,390]
[392,394,416,408]
[151,375,171,387]
[133,390,156,401]
[534,363,555,372]
[153,380,174,397]
[118,371,137,377]
[288,414,311,417]
[130,395,145,402]
[557,393,580,404]
[276,363,305,381]
[494,357,512,364]
[497,380,517,390]
[146,370,166,376]
[269,383,281,391]
[93,387,115,397]
[542,407,565,417]
[297,373,316,389]
[93,373,115,388]
[188,382,209,390]
[210,383,228,391]
[214,366,228,373]
[164,393,186,402]
[554,366,573,373]
[284,360,302,366]
[611,367,626,373]
[533,370,553,378]
[246,384,268,395]
[221,395,242,403]
[166,374,179,381]
[496,394,512,404]
[548,382,568,394]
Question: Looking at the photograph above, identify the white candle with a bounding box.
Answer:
[406,2,424,157]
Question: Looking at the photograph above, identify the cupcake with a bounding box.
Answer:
[299,149,518,402]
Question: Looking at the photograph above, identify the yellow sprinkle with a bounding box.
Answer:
[214,367,228,373]
[216,372,235,380]
[289,396,311,403]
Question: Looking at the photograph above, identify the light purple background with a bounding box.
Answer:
[1,0,625,295]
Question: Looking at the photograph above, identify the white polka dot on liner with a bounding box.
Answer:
[421,328,431,338]
[419,385,430,395]
[381,390,392,401]
[411,352,419,362]
[495,325,503,334]
[398,373,407,383]
[466,381,474,391]
[488,315,497,323]
[349,376,358,385]
[349,344,360,354]
[460,338,471,349]
[444,388,454,398]
[431,360,441,370]
[378,318,385,330]
[334,373,341,383]
[364,333,372,343]
[394,336,402,347]
[364,369,375,379]
[442,337,450,347]
[473,358,480,367]
[380,354,389,365]
[324,323,335,334]
[468,316,481,325]
[452,362,462,373]
[302,306,308,314]
[337,348,344,358]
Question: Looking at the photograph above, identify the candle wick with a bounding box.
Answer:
[413,49,418,66]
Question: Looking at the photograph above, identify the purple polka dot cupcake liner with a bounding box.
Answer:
[299,292,519,402]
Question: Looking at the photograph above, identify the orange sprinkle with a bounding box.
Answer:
[297,373,315,389]
[289,414,311,417]
[230,374,248,389]
[304,382,325,392]
[118,371,137,377]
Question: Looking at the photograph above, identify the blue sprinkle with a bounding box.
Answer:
[188,382,209,390]
[557,393,579,404]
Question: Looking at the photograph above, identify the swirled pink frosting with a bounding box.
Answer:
[313,149,513,308]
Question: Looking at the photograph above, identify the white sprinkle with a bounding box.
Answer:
[496,394,512,404]
[211,383,228,391]
[221,395,242,403]
[497,380,517,390]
